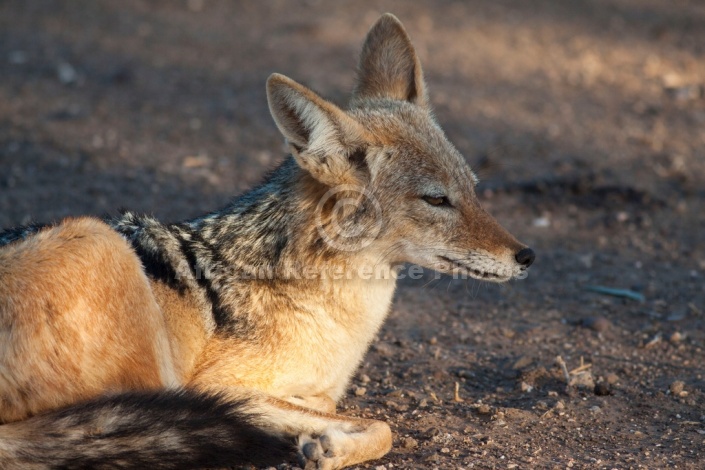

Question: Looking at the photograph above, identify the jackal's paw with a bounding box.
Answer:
[297,433,343,470]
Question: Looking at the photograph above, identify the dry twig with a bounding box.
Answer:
[555,355,571,383]
[454,382,463,402]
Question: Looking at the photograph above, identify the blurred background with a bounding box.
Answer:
[1,1,703,467]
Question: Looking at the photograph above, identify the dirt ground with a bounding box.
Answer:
[1,1,704,468]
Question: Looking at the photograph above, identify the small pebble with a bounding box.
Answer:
[385,400,409,412]
[403,437,418,449]
[606,373,619,385]
[455,369,475,379]
[581,316,611,333]
[512,355,533,370]
[590,406,602,413]
[669,381,685,395]
[669,331,684,343]
[354,386,367,396]
[57,62,77,84]
[533,216,550,227]
[477,404,492,415]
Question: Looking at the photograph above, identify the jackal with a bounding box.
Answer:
[0,13,534,469]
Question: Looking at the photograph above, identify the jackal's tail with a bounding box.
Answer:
[0,389,294,469]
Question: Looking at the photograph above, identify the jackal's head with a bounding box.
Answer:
[267,14,534,282]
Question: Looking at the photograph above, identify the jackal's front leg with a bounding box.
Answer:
[295,418,392,470]
[217,388,392,469]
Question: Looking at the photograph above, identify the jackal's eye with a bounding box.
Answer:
[422,195,451,207]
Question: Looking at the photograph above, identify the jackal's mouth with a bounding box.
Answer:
[438,255,513,282]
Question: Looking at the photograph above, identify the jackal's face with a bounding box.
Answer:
[267,14,534,282]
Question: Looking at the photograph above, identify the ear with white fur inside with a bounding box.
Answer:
[266,73,368,186]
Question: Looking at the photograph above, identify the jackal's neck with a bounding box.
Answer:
[185,156,389,281]
[112,156,396,336]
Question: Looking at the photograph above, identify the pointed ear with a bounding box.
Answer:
[267,73,368,186]
[351,13,428,107]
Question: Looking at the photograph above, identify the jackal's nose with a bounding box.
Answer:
[515,248,535,267]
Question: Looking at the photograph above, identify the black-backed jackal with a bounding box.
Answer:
[0,14,535,469]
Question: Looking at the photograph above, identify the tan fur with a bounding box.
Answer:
[0,13,533,469]
[149,280,209,383]
[0,218,176,423]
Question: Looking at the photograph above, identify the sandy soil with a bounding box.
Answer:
[1,1,704,468]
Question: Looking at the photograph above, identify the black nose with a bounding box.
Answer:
[515,248,535,267]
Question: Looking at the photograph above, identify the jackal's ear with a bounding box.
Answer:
[351,13,428,107]
[267,73,368,186]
